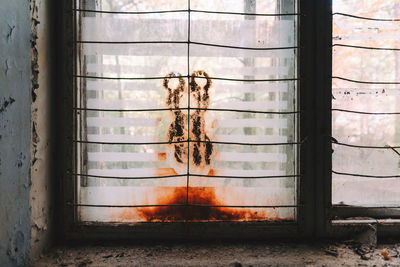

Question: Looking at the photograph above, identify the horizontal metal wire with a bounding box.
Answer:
[71,173,299,180]
[69,203,298,208]
[76,40,186,44]
[73,139,302,146]
[332,44,400,51]
[74,74,299,83]
[332,12,400,22]
[333,205,400,210]
[331,141,400,149]
[73,8,188,15]
[73,8,300,17]
[75,40,299,51]
[74,107,300,115]
[191,9,299,17]
[332,109,400,115]
[332,76,400,85]
[332,170,400,179]
[74,74,186,81]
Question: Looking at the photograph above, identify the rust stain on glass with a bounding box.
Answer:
[164,71,214,169]
[76,0,298,224]
[115,71,291,222]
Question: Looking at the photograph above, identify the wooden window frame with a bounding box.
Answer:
[54,0,400,241]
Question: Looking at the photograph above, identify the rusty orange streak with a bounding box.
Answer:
[135,187,270,222]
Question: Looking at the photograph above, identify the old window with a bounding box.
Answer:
[60,0,399,238]
[332,0,400,220]
[72,0,299,225]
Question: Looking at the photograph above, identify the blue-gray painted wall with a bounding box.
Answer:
[0,0,31,266]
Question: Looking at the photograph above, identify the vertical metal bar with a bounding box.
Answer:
[186,0,191,205]
[395,4,400,153]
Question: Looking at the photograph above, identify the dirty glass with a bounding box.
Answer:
[76,0,298,222]
[332,0,400,206]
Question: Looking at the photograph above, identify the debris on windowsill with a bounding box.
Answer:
[32,242,400,266]
[324,245,339,257]
[102,254,113,259]
[381,250,392,261]
[354,244,374,260]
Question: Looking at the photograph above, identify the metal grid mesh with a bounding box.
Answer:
[72,0,300,219]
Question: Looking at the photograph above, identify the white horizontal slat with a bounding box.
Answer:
[212,101,288,110]
[214,169,287,176]
[220,66,290,76]
[87,168,287,178]
[191,17,294,47]
[87,117,159,127]
[82,43,294,58]
[82,17,187,42]
[88,152,159,162]
[86,65,163,76]
[86,81,290,93]
[88,134,287,144]
[86,64,291,77]
[87,134,155,143]
[215,135,287,143]
[216,152,287,162]
[213,83,290,94]
[88,151,287,163]
[217,118,287,128]
[88,168,181,177]
[83,18,294,47]
[87,99,289,110]
[87,118,287,128]
[86,81,159,91]
[87,99,158,109]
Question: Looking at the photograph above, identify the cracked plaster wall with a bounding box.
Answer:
[29,0,55,262]
[0,0,32,266]
[1,0,55,265]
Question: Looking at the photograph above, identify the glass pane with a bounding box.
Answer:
[76,0,298,222]
[332,0,400,206]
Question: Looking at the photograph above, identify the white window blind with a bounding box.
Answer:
[75,0,299,222]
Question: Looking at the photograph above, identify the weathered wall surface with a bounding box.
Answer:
[0,0,32,266]
[29,0,55,261]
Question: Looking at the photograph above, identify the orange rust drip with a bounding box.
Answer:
[136,187,268,222]
[207,169,217,176]
[157,152,167,161]
[155,168,178,176]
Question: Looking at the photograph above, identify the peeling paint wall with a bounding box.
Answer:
[0,0,56,265]
[0,0,31,266]
[29,0,55,261]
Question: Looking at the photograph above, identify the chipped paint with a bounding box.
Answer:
[0,97,15,113]
[28,0,56,262]
[30,0,39,103]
